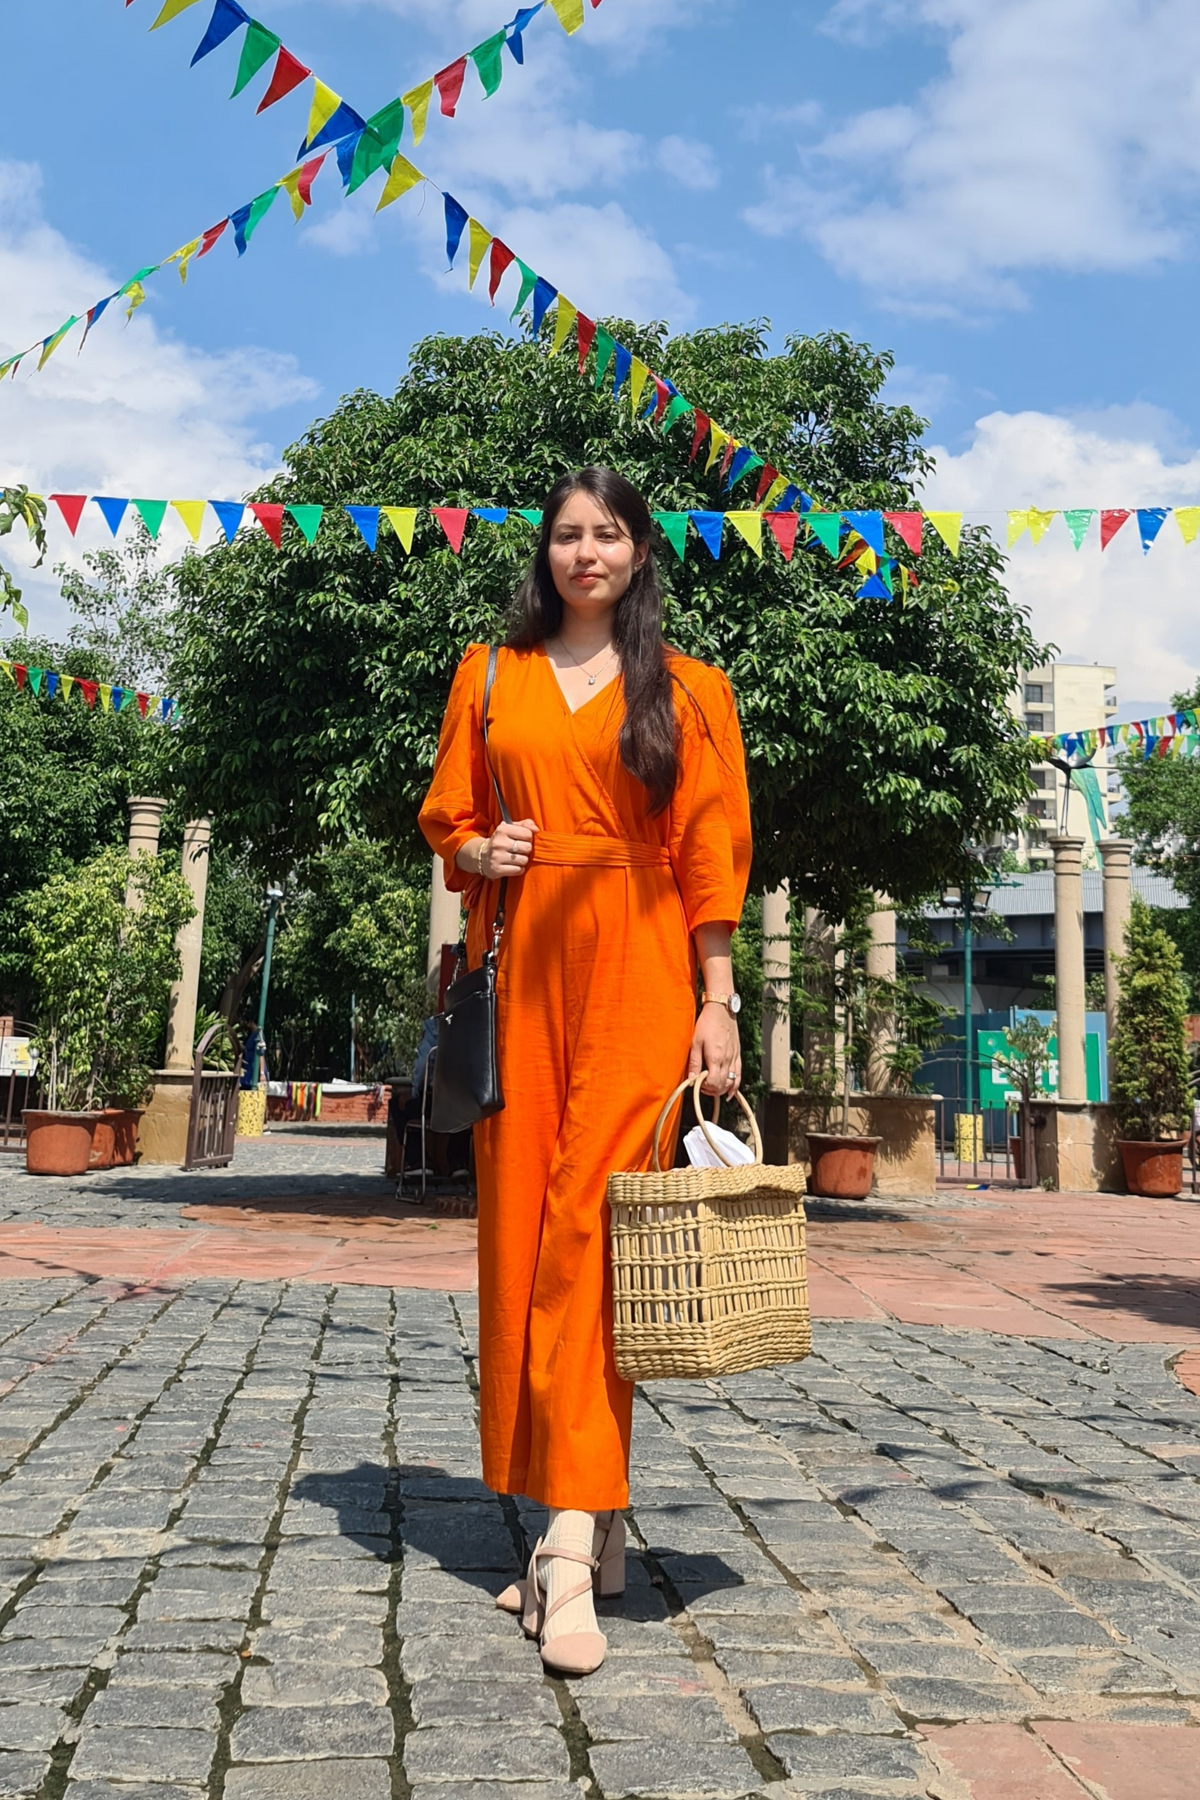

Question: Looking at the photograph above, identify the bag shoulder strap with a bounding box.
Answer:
[482,645,510,948]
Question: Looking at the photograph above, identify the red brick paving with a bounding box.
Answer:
[1175,1348,1200,1399]
[924,1724,1091,1799]
[1035,1722,1200,1800]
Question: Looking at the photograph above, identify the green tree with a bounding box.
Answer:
[58,525,180,692]
[0,486,48,632]
[170,321,1042,915]
[1118,680,1200,1001]
[1109,898,1192,1141]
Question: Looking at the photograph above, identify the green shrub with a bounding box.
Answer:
[1109,899,1192,1141]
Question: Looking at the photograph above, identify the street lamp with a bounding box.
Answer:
[250,883,284,1087]
[941,845,1005,1119]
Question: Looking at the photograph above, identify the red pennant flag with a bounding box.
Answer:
[431,507,470,554]
[293,154,326,209]
[256,46,311,113]
[198,219,230,259]
[434,57,468,116]
[137,692,149,718]
[651,379,672,423]
[689,410,710,464]
[250,503,286,548]
[719,438,737,479]
[754,464,780,505]
[1100,509,1131,549]
[51,494,87,536]
[488,240,516,304]
[576,314,596,375]
[12,663,26,690]
[766,513,799,561]
[883,510,923,555]
[78,678,98,709]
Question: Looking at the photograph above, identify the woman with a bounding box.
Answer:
[419,467,751,1677]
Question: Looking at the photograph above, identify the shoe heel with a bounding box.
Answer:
[594,1512,626,1598]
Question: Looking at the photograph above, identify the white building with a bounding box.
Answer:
[1015,660,1118,869]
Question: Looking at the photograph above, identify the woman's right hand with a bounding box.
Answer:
[480,819,538,879]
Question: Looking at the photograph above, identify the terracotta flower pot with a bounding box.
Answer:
[23,1110,98,1177]
[806,1132,882,1200]
[90,1108,144,1170]
[1118,1138,1187,1198]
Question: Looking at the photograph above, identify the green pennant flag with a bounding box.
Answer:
[242,187,279,247]
[469,30,507,98]
[661,395,694,435]
[28,667,43,695]
[134,500,169,541]
[287,505,324,544]
[519,509,543,527]
[1062,508,1095,551]
[806,512,842,557]
[509,260,539,322]
[232,21,281,98]
[652,513,689,563]
[732,451,764,486]
[592,327,615,389]
[349,101,406,193]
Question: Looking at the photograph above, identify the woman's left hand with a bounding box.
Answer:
[688,1003,742,1097]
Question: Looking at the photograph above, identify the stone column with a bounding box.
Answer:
[428,855,462,977]
[1049,834,1087,1103]
[865,899,897,1093]
[1098,839,1133,1073]
[163,820,212,1073]
[125,797,165,907]
[761,886,792,1091]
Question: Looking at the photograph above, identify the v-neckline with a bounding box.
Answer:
[539,641,622,719]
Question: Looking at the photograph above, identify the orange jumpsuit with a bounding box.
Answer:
[419,642,751,1509]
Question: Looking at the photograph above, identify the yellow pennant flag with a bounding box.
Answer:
[550,298,577,358]
[548,0,585,30]
[306,81,341,154]
[925,511,962,556]
[629,358,650,415]
[403,80,434,146]
[1006,509,1030,547]
[124,283,147,323]
[38,318,78,370]
[151,0,204,25]
[280,171,307,222]
[383,508,418,553]
[59,674,74,703]
[1028,508,1056,544]
[377,154,424,212]
[1175,506,1200,545]
[727,512,763,557]
[763,477,790,512]
[173,502,207,543]
[0,660,11,682]
[705,426,729,474]
[99,684,113,714]
[165,239,202,284]
[467,220,492,290]
[855,547,877,574]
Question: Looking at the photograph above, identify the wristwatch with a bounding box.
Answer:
[701,991,742,1017]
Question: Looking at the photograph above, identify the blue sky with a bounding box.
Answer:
[6,0,1200,705]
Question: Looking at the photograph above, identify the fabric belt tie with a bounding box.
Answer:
[530,832,671,870]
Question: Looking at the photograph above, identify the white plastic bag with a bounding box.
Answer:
[683,1122,756,1169]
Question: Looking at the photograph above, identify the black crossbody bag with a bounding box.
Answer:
[430,645,510,1135]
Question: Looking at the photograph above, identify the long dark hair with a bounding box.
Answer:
[506,467,680,814]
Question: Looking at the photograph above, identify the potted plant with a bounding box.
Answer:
[992,1014,1054,1186]
[1110,899,1192,1198]
[23,845,193,1176]
[800,909,882,1199]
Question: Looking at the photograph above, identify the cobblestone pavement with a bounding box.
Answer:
[0,1269,1198,1798]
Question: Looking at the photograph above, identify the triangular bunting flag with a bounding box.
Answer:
[630,358,650,416]
[256,46,310,113]
[487,240,516,303]
[766,512,799,561]
[444,194,470,266]
[383,507,418,552]
[287,504,323,544]
[856,573,892,600]
[531,277,557,338]
[469,31,506,97]
[883,510,922,554]
[152,0,205,25]
[231,188,279,255]
[550,297,577,357]
[78,679,99,710]
[652,513,689,563]
[1100,509,1130,549]
[805,512,842,557]
[250,503,286,548]
[134,499,168,541]
[402,80,434,145]
[280,155,325,220]
[576,315,596,374]
[592,328,615,388]
[549,0,585,30]
[94,497,129,537]
[1062,508,1094,549]
[1027,508,1056,544]
[28,667,43,696]
[689,411,711,464]
[164,238,202,283]
[690,512,724,560]
[506,4,541,62]
[1174,506,1200,545]
[231,21,280,98]
[302,80,342,152]
[1007,509,1031,547]
[305,100,366,158]
[472,508,508,524]
[376,154,423,212]
[432,508,469,554]
[172,501,207,542]
[191,0,248,65]
[925,511,962,555]
[198,219,229,258]
[704,427,728,475]
[1136,507,1169,554]
[51,495,87,536]
[611,344,633,398]
[210,501,244,543]
[46,671,59,700]
[519,509,543,527]
[468,220,492,290]
[38,317,78,370]
[347,100,406,194]
[727,512,763,556]
[509,260,538,321]
[345,506,380,551]
[434,57,468,117]
[843,510,884,555]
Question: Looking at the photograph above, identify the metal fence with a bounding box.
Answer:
[0,1022,40,1153]
[936,1097,1021,1185]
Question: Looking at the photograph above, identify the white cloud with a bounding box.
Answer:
[304,204,380,257]
[746,0,1200,312]
[0,163,316,637]
[655,135,719,191]
[923,405,1200,702]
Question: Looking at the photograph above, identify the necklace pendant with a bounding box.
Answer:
[588,674,597,686]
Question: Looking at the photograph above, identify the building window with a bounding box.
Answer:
[1032,769,1050,789]
[1026,712,1045,732]
[1027,799,1052,820]
[1024,683,1044,704]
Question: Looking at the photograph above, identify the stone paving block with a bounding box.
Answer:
[65,1784,205,1800]
[251,1624,383,1667]
[965,1609,1116,1650]
[588,1740,761,1799]
[715,1651,869,1689]
[886,1678,1030,1722]
[578,1692,736,1743]
[1007,1653,1178,1695]
[105,1653,235,1689]
[0,1706,68,1753]
[224,1762,391,1800]
[229,1705,394,1762]
[407,1679,560,1726]
[403,1724,569,1783]
[742,1685,901,1735]
[83,1688,221,1731]
[241,1665,389,1708]
[0,1752,51,1797]
[123,1621,247,1653]
[69,1728,217,1783]
[401,1634,534,1682]
[408,1787,579,1800]
[764,1732,934,1787]
[0,1639,96,1673]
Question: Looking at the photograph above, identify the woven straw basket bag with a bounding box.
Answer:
[608,1073,812,1383]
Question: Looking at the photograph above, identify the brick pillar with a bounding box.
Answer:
[1049,834,1087,1103]
[761,885,791,1091]
[865,899,897,1093]
[1098,837,1133,1087]
[163,820,212,1074]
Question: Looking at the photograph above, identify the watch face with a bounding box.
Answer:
[729,994,742,1016]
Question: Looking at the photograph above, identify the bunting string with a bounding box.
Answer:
[1034,710,1200,767]
[0,657,174,722]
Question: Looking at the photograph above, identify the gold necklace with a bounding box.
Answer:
[553,637,618,688]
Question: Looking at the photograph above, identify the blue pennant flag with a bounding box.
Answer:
[161,699,176,723]
[774,485,802,513]
[690,512,725,560]
[345,506,380,551]
[612,344,633,397]
[94,497,129,538]
[45,671,59,700]
[302,101,367,158]
[336,131,365,188]
[507,3,544,61]
[192,0,249,65]
[1137,507,1169,554]
[472,508,509,523]
[531,276,557,338]
[843,510,885,555]
[210,502,245,543]
[444,194,470,266]
[855,573,892,601]
[725,447,755,490]
[229,202,255,256]
[111,687,126,714]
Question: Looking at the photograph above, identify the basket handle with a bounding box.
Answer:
[651,1072,764,1172]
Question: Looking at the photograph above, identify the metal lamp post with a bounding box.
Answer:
[251,883,285,1087]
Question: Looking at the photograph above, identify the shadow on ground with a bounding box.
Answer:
[1045,1272,1200,1333]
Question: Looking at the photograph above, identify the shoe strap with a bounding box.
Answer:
[542,1574,595,1630]
[534,1543,598,1573]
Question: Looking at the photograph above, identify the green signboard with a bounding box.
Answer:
[977,1029,1103,1108]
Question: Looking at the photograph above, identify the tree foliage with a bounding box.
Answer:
[58,526,180,692]
[1118,677,1200,1000]
[1109,898,1192,1141]
[170,321,1042,916]
[0,487,48,632]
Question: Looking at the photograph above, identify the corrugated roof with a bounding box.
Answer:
[924,867,1184,920]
